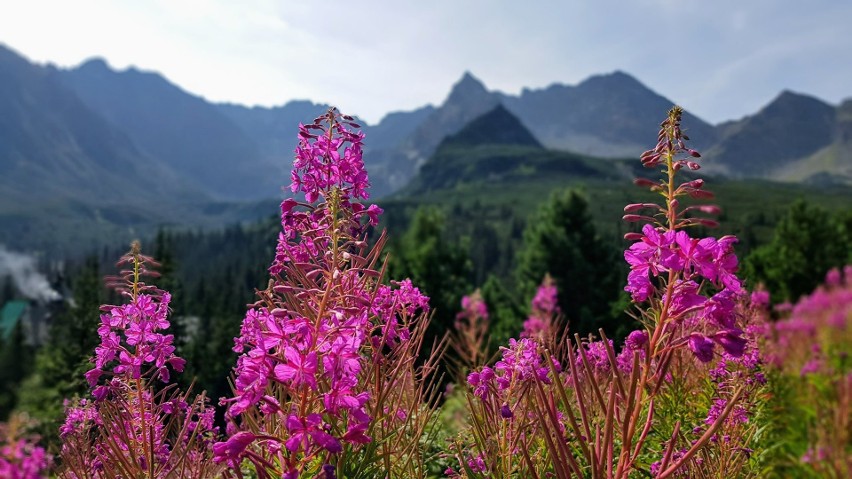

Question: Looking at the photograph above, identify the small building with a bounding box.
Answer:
[0,300,30,342]
[0,300,54,346]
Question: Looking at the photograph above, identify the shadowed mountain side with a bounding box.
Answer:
[59,58,272,200]
[704,91,836,178]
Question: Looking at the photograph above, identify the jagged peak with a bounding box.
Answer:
[445,71,490,102]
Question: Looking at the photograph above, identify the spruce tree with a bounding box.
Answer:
[744,199,850,302]
[390,207,473,349]
[515,190,624,338]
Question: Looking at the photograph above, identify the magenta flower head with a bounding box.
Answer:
[58,242,221,479]
[220,109,437,477]
[212,432,256,464]
[625,330,649,350]
[712,329,748,357]
[623,107,747,366]
[522,275,561,342]
[688,333,715,363]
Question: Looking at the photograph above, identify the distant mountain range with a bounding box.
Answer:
[0,42,850,254]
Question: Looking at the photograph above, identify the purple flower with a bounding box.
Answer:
[285,414,342,454]
[213,432,256,464]
[274,347,319,390]
[712,329,747,357]
[688,333,715,363]
[625,330,648,350]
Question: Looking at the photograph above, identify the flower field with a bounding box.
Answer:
[1,107,850,478]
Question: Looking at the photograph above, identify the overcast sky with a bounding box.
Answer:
[1,0,850,124]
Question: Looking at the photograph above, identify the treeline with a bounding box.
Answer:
[1,193,850,448]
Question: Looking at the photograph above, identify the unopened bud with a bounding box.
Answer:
[624,232,644,241]
[688,149,701,158]
[681,179,704,189]
[689,189,715,199]
[633,178,658,188]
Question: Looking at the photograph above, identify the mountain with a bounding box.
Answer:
[704,91,836,178]
[0,45,276,256]
[771,98,852,185]
[440,105,542,149]
[364,71,717,193]
[58,59,272,200]
[1,42,850,255]
[405,106,623,195]
[0,45,195,205]
[402,72,502,161]
[502,71,718,156]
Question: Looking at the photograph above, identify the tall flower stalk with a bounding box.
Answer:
[218,108,443,478]
[57,242,220,479]
[451,107,755,478]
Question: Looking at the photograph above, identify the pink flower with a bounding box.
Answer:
[274,347,319,390]
[688,333,715,363]
[213,432,256,464]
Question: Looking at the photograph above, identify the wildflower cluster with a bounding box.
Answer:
[625,108,746,364]
[450,290,490,374]
[449,107,756,479]
[218,109,440,478]
[57,242,220,479]
[762,266,851,477]
[0,416,49,479]
[521,275,560,342]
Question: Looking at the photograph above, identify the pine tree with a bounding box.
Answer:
[744,199,850,302]
[390,207,473,350]
[515,190,625,338]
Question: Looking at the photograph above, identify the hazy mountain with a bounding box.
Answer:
[440,105,542,149]
[771,98,852,185]
[704,91,836,178]
[58,59,274,200]
[365,71,718,192]
[1,42,849,255]
[0,45,274,255]
[361,73,511,195]
[502,71,718,156]
[0,45,194,205]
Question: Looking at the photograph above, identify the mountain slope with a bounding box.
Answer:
[704,91,836,177]
[772,98,852,185]
[502,71,718,156]
[0,45,193,205]
[441,105,542,149]
[58,59,273,200]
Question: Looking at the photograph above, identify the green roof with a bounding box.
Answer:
[0,300,28,340]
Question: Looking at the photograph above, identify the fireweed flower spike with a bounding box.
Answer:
[521,274,561,343]
[0,416,49,479]
[622,107,752,477]
[219,108,442,478]
[450,290,490,376]
[451,107,756,479]
[57,241,220,479]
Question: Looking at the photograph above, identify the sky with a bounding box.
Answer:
[1,0,850,125]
